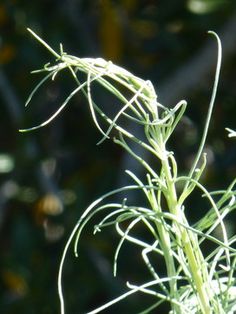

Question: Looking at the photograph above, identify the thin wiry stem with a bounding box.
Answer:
[184,31,222,190]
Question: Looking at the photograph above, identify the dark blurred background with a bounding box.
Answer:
[0,1,236,313]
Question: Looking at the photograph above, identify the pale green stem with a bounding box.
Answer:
[162,155,211,313]
[146,179,180,312]
[183,31,222,193]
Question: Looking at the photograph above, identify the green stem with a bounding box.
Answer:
[159,140,211,313]
[148,188,180,312]
[183,31,222,193]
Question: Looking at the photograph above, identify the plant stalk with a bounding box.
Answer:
[160,142,211,314]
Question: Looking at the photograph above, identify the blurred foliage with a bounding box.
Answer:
[0,0,236,313]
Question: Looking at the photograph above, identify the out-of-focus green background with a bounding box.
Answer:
[0,1,236,313]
